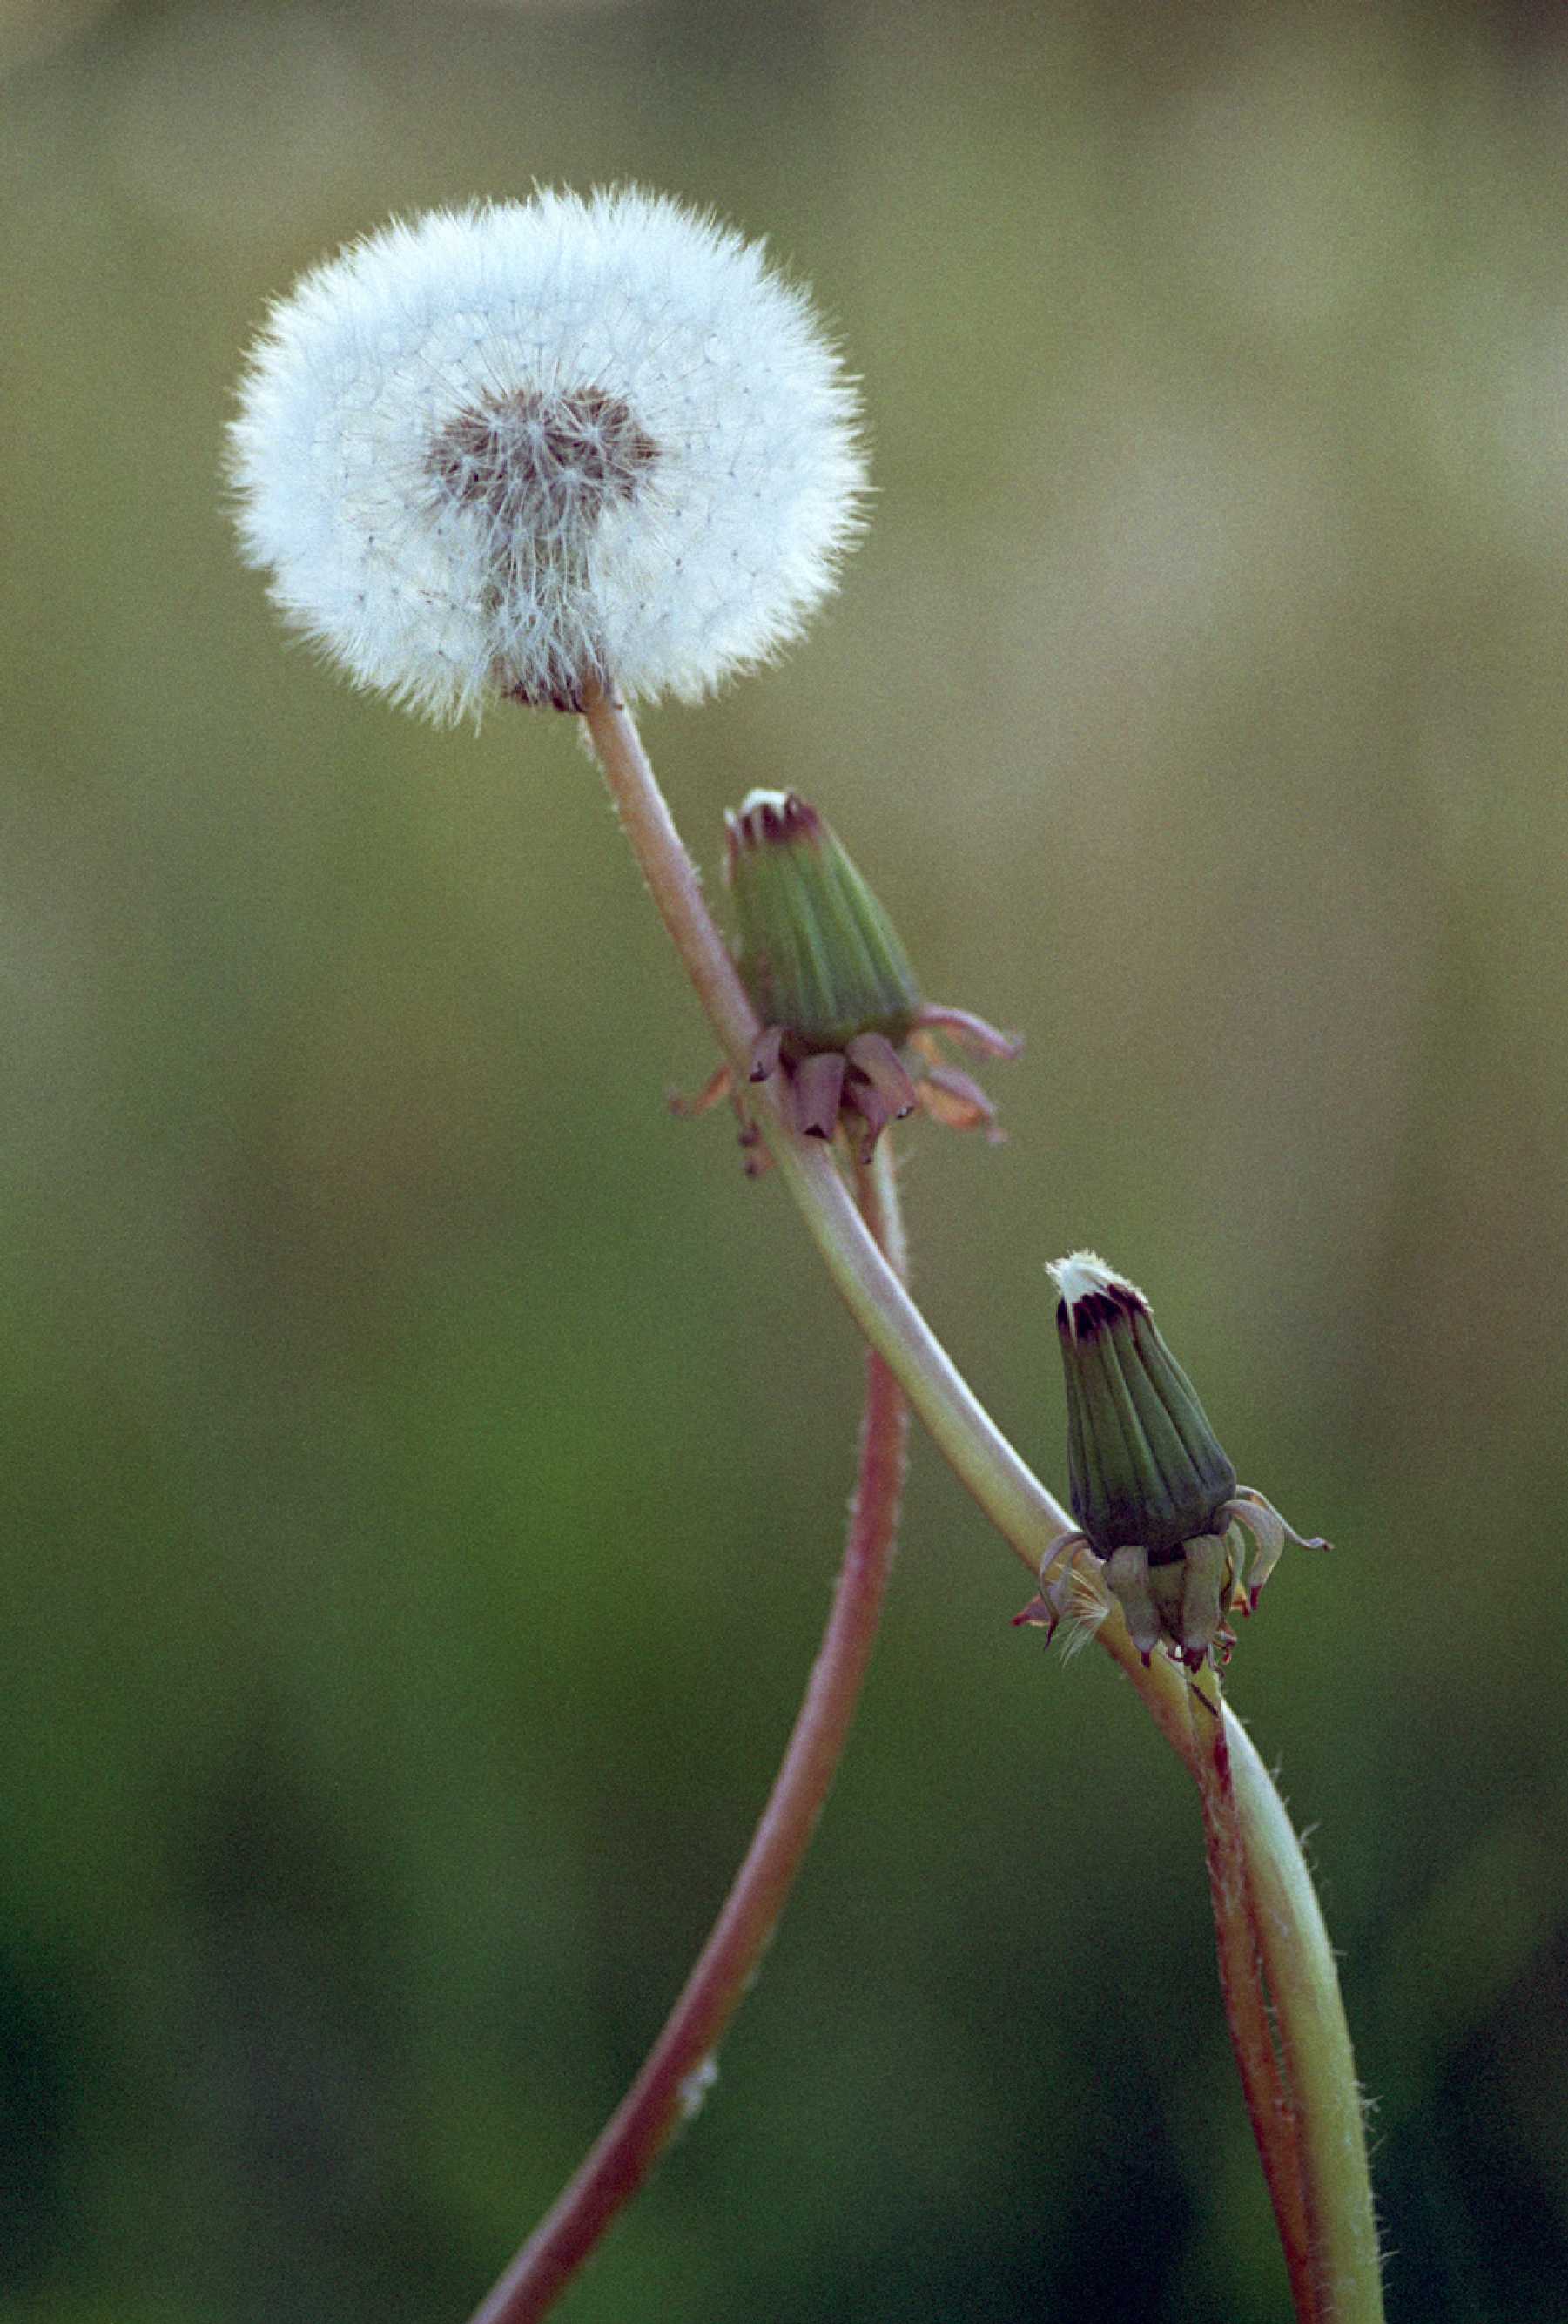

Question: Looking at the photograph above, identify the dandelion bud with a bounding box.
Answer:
[1027,1253,1330,1670]
[726,790,919,1054]
[229,189,865,723]
[676,792,1020,1168]
[1053,1253,1236,1562]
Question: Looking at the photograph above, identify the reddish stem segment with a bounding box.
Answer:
[1188,1681,1315,2318]
[468,1146,911,2324]
[1226,1708,1383,2322]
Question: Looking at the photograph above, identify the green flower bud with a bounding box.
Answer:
[1052,1252,1237,1560]
[1023,1254,1329,1672]
[724,790,920,1054]
[678,789,1018,1168]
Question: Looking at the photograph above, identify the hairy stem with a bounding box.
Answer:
[1227,1708,1383,2321]
[575,682,1380,2323]
[1188,1673,1315,2316]
[468,1138,911,2324]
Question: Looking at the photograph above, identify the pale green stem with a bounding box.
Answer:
[577,683,1381,2324]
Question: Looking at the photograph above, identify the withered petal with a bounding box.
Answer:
[669,1061,733,1118]
[748,1024,785,1083]
[845,1032,918,1115]
[793,1049,846,1139]
[912,1002,1024,1061]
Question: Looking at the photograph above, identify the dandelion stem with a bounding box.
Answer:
[468,1137,910,2324]
[581,686,1065,1574]
[1187,1673,1316,2317]
[1227,1706,1384,2322]
[575,682,1380,2323]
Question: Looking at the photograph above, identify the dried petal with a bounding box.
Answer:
[844,1076,897,1162]
[845,1032,918,1116]
[912,1003,1024,1061]
[919,1063,1005,1141]
[792,1049,846,1139]
[1106,1545,1163,1661]
[668,1062,732,1118]
[748,1024,786,1083]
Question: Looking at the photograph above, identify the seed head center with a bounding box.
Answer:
[428,385,659,529]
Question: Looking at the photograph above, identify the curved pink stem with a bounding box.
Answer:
[468,1142,910,2323]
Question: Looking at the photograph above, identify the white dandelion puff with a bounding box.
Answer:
[228,186,867,723]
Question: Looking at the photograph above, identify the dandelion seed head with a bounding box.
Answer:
[229,187,867,722]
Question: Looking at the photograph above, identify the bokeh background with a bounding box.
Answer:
[4,1,1567,2317]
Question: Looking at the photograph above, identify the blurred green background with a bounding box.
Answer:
[4,1,1567,2317]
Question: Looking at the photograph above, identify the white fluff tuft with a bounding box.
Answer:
[1047,1250,1145,1310]
[229,188,866,724]
[1056,1564,1113,1660]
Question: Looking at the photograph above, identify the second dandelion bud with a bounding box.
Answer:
[678,791,1021,1168]
[1020,1255,1329,1671]
[230,189,865,722]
